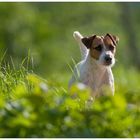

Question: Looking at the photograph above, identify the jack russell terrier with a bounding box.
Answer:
[69,31,119,98]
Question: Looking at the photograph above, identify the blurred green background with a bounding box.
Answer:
[0,2,140,138]
[1,2,140,78]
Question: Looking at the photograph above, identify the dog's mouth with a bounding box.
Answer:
[98,55,115,67]
[103,55,113,66]
[103,62,112,66]
[103,59,115,67]
[98,60,113,67]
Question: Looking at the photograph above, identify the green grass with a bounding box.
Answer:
[0,58,140,138]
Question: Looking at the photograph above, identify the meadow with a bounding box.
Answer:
[0,2,140,138]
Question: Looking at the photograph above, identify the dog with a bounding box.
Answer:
[69,31,119,98]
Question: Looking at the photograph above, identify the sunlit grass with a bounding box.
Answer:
[0,57,140,137]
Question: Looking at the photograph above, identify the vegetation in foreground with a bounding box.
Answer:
[0,60,140,138]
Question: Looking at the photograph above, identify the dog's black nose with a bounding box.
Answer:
[105,55,112,62]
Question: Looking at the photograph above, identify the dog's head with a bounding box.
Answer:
[82,33,119,67]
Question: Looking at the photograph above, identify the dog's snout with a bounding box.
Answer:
[105,55,112,62]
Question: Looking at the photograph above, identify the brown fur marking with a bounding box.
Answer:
[88,34,118,60]
[90,36,103,60]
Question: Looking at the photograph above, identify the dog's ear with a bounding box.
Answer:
[106,33,119,46]
[81,35,96,49]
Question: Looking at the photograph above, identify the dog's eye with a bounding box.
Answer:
[108,45,114,51]
[95,45,102,52]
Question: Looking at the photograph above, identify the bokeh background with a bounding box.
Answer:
[1,2,140,80]
[0,2,140,137]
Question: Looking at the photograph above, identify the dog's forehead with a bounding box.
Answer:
[91,35,115,48]
[92,36,103,46]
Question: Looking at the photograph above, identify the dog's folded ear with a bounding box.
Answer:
[106,33,119,46]
[81,35,96,49]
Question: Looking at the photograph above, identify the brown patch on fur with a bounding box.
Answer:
[82,33,119,60]
[104,35,116,55]
[90,36,103,60]
[82,35,96,48]
[106,33,119,46]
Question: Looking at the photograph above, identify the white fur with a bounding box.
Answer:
[69,31,115,97]
[73,31,89,60]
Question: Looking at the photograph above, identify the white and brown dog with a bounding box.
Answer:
[69,31,119,97]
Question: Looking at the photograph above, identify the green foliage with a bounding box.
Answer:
[0,2,140,75]
[0,62,140,138]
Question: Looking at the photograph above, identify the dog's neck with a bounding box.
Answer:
[84,53,113,96]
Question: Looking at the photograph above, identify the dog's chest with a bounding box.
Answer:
[79,63,110,91]
[80,66,102,90]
